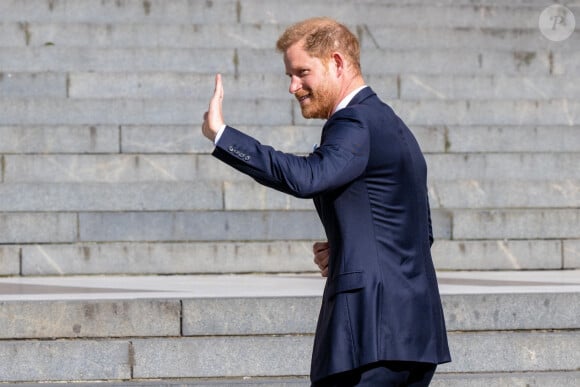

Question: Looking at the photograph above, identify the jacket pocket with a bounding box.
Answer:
[327,271,365,298]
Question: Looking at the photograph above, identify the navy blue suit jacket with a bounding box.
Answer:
[213,87,451,382]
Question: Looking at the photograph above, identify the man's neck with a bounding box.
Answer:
[330,75,366,117]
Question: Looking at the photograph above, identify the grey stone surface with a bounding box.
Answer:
[0,245,20,275]
[224,181,316,210]
[121,125,212,154]
[0,125,119,153]
[132,336,312,378]
[364,26,578,51]
[365,49,555,76]
[9,372,580,386]
[393,99,580,126]
[238,48,556,76]
[429,179,580,209]
[564,240,580,269]
[4,154,209,183]
[431,371,580,387]
[0,340,130,382]
[121,125,319,154]
[238,2,546,29]
[444,126,580,153]
[0,299,181,339]
[294,99,580,127]
[0,182,223,212]
[78,211,325,242]
[558,50,580,76]
[0,0,239,23]
[3,97,579,128]
[441,331,580,373]
[400,75,580,100]
[70,73,292,100]
[442,293,580,331]
[432,240,562,270]
[0,72,66,97]
[1,22,284,49]
[123,122,399,156]
[0,97,291,125]
[7,153,579,184]
[425,153,580,181]
[0,47,236,72]
[5,378,311,386]
[21,241,317,275]
[182,297,320,336]
[0,0,576,277]
[0,1,555,27]
[129,331,580,378]
[0,213,77,243]
[453,209,580,239]
[222,178,578,212]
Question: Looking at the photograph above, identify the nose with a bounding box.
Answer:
[288,75,301,95]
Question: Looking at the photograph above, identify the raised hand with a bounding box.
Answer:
[202,73,225,142]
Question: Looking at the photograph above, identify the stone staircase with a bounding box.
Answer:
[0,0,579,385]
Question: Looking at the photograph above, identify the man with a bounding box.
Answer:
[202,17,450,387]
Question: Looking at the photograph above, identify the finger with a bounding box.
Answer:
[313,251,325,265]
[313,241,329,253]
[213,73,223,100]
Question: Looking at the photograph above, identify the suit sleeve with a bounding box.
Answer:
[212,109,370,198]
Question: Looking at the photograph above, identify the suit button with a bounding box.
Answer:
[245,156,251,161]
[228,146,234,152]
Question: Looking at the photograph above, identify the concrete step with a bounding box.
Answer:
[2,97,579,126]
[7,372,580,386]
[3,72,579,103]
[0,271,578,383]
[0,125,578,155]
[2,22,577,52]
[1,46,574,76]
[4,153,579,183]
[58,73,580,100]
[0,178,577,212]
[1,237,577,277]
[0,207,577,246]
[0,1,570,29]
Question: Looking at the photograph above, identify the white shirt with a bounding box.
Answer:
[331,85,368,116]
[214,85,368,144]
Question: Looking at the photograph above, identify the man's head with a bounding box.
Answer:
[276,18,363,119]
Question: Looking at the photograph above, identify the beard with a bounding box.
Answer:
[297,82,337,119]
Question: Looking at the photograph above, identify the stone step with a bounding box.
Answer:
[0,178,577,212]
[1,22,577,52]
[0,272,578,383]
[4,153,579,183]
[0,125,578,155]
[1,237,577,277]
[7,372,580,386]
[0,208,577,244]
[37,72,578,100]
[3,72,579,103]
[1,46,572,76]
[432,371,580,387]
[0,0,569,29]
[2,97,579,126]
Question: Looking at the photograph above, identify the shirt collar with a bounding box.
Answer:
[331,85,368,116]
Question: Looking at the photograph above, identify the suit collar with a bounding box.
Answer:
[347,86,376,106]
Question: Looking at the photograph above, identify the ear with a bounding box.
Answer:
[330,52,345,76]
